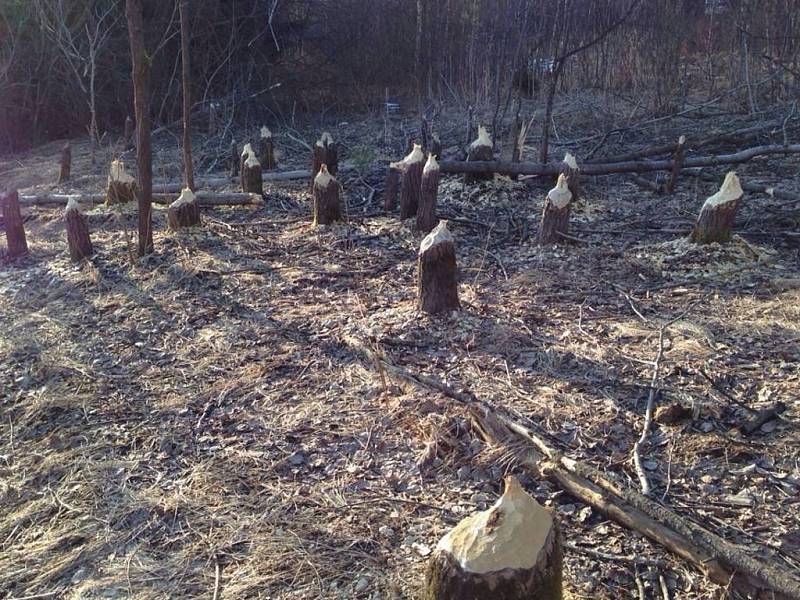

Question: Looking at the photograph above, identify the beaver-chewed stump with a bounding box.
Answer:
[106,159,137,205]
[65,197,93,261]
[383,161,403,212]
[418,220,459,314]
[425,476,563,600]
[2,189,28,258]
[59,142,72,184]
[690,171,743,244]
[560,152,580,204]
[240,145,263,196]
[258,126,276,170]
[538,173,573,245]
[465,125,493,184]
[312,164,342,226]
[312,132,338,184]
[168,188,201,229]
[400,144,425,220]
[417,153,440,234]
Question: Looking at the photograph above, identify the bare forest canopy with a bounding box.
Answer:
[1,0,799,152]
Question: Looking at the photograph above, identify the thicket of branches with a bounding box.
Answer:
[0,0,798,152]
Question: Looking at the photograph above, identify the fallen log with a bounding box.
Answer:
[440,144,800,177]
[19,192,263,207]
[340,334,800,600]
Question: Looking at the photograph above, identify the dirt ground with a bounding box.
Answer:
[1,106,799,599]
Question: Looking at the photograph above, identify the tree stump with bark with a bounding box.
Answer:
[258,126,276,170]
[65,197,93,261]
[106,160,137,205]
[400,144,425,220]
[538,173,573,245]
[425,476,563,600]
[312,165,342,226]
[2,189,28,258]
[418,220,459,314]
[312,132,338,186]
[230,140,240,178]
[240,146,263,196]
[124,115,135,150]
[168,188,201,229]
[690,171,743,244]
[417,154,440,233]
[383,162,402,212]
[59,143,72,184]
[560,152,580,204]
[465,126,493,184]
[665,135,686,195]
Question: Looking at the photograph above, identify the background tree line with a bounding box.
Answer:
[0,0,798,152]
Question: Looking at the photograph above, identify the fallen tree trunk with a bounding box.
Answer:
[19,192,263,207]
[340,334,800,600]
[440,144,800,177]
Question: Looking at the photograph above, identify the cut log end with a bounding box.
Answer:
[65,198,93,261]
[690,171,743,244]
[418,221,459,314]
[312,164,342,226]
[425,476,563,600]
[168,188,201,229]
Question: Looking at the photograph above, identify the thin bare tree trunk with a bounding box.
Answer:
[126,0,153,256]
[179,0,195,191]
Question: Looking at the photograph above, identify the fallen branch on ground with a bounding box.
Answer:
[19,192,263,207]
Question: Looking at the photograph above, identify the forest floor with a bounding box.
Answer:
[1,103,800,599]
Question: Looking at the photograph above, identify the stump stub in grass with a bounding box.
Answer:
[400,144,425,220]
[425,476,563,600]
[240,145,263,195]
[59,142,72,184]
[690,171,743,244]
[2,189,28,258]
[106,160,137,205]
[418,220,459,314]
[417,153,441,234]
[538,173,573,245]
[258,126,276,170]
[65,197,93,261]
[383,161,403,212]
[312,164,342,226]
[168,188,201,229]
[465,125,493,184]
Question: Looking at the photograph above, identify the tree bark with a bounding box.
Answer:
[538,173,572,245]
[124,115,135,150]
[400,145,425,220]
[179,0,195,191]
[426,477,562,600]
[58,142,71,184]
[259,127,276,170]
[418,221,459,314]
[690,172,743,243]
[311,132,338,189]
[2,190,28,258]
[383,162,402,212]
[417,154,440,233]
[168,188,201,229]
[465,126,493,184]
[65,198,93,261]
[126,0,154,256]
[665,135,686,195]
[312,165,342,226]
[240,149,263,196]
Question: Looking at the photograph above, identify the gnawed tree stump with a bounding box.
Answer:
[418,220,459,314]
[230,140,240,178]
[59,143,72,184]
[690,171,743,244]
[560,152,580,204]
[383,162,402,212]
[240,145,263,195]
[2,189,28,258]
[312,165,342,226]
[426,476,563,600]
[312,132,338,185]
[106,160,137,205]
[400,144,425,220]
[465,125,493,184]
[65,197,93,261]
[258,126,276,170]
[124,115,135,150]
[538,173,572,245]
[665,135,686,195]
[417,154,440,233]
[168,188,201,229]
